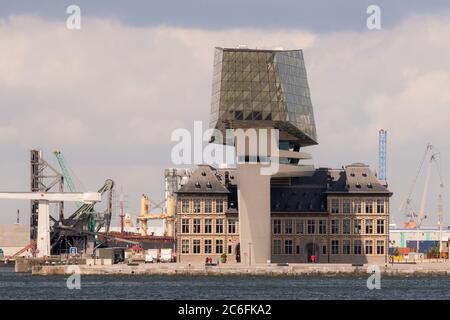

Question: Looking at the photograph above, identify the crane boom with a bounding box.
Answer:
[54,151,76,193]
[0,192,101,202]
[417,154,434,227]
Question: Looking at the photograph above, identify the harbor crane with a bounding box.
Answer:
[53,150,82,207]
[399,144,444,252]
[0,192,101,257]
[54,150,96,234]
[137,194,175,237]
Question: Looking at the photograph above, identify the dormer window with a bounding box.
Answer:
[206,181,212,188]
[201,171,206,176]
[195,181,201,188]
[362,172,367,177]
[320,202,325,210]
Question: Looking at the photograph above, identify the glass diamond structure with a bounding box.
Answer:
[209,47,318,147]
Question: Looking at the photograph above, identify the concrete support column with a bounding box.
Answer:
[237,163,271,265]
[37,200,50,257]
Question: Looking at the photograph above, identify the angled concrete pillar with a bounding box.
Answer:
[237,163,271,265]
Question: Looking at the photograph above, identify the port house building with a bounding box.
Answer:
[175,47,392,265]
[176,164,391,265]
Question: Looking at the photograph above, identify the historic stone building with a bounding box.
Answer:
[175,165,240,264]
[175,163,391,265]
[271,163,391,265]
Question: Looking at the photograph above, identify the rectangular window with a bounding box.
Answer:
[284,240,293,255]
[331,219,339,234]
[216,199,224,213]
[193,239,201,254]
[354,219,362,234]
[204,219,212,233]
[216,239,223,254]
[354,240,362,254]
[273,219,282,234]
[365,240,373,254]
[228,220,237,234]
[273,239,282,255]
[331,240,339,254]
[295,219,304,234]
[365,200,373,214]
[354,200,362,213]
[365,219,373,234]
[343,240,351,254]
[228,245,232,254]
[205,199,212,213]
[319,220,327,234]
[343,219,351,234]
[182,199,189,213]
[343,199,351,213]
[204,239,212,254]
[377,240,385,255]
[181,239,189,254]
[193,219,201,233]
[331,199,339,213]
[181,219,190,234]
[322,245,327,255]
[376,219,385,234]
[194,199,201,213]
[215,219,224,234]
[376,199,385,214]
[284,219,293,234]
[307,220,316,234]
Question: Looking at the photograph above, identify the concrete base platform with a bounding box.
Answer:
[31,262,450,276]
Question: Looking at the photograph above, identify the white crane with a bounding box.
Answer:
[0,192,101,257]
[400,144,444,253]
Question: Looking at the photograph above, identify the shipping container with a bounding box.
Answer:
[406,240,439,253]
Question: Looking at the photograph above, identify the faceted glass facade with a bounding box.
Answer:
[210,47,318,146]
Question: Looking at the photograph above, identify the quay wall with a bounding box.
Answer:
[31,262,450,276]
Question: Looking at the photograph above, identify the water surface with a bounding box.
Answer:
[1,267,449,300]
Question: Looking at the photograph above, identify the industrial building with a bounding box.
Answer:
[389,226,450,256]
[0,224,30,257]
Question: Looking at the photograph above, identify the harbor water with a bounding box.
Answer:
[1,266,450,300]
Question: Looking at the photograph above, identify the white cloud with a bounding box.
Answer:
[1,11,450,226]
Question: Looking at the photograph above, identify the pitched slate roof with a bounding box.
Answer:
[326,163,391,194]
[271,168,330,213]
[176,165,230,194]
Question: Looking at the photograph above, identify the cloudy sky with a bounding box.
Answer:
[0,0,450,228]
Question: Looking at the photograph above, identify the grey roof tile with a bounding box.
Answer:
[176,165,230,194]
